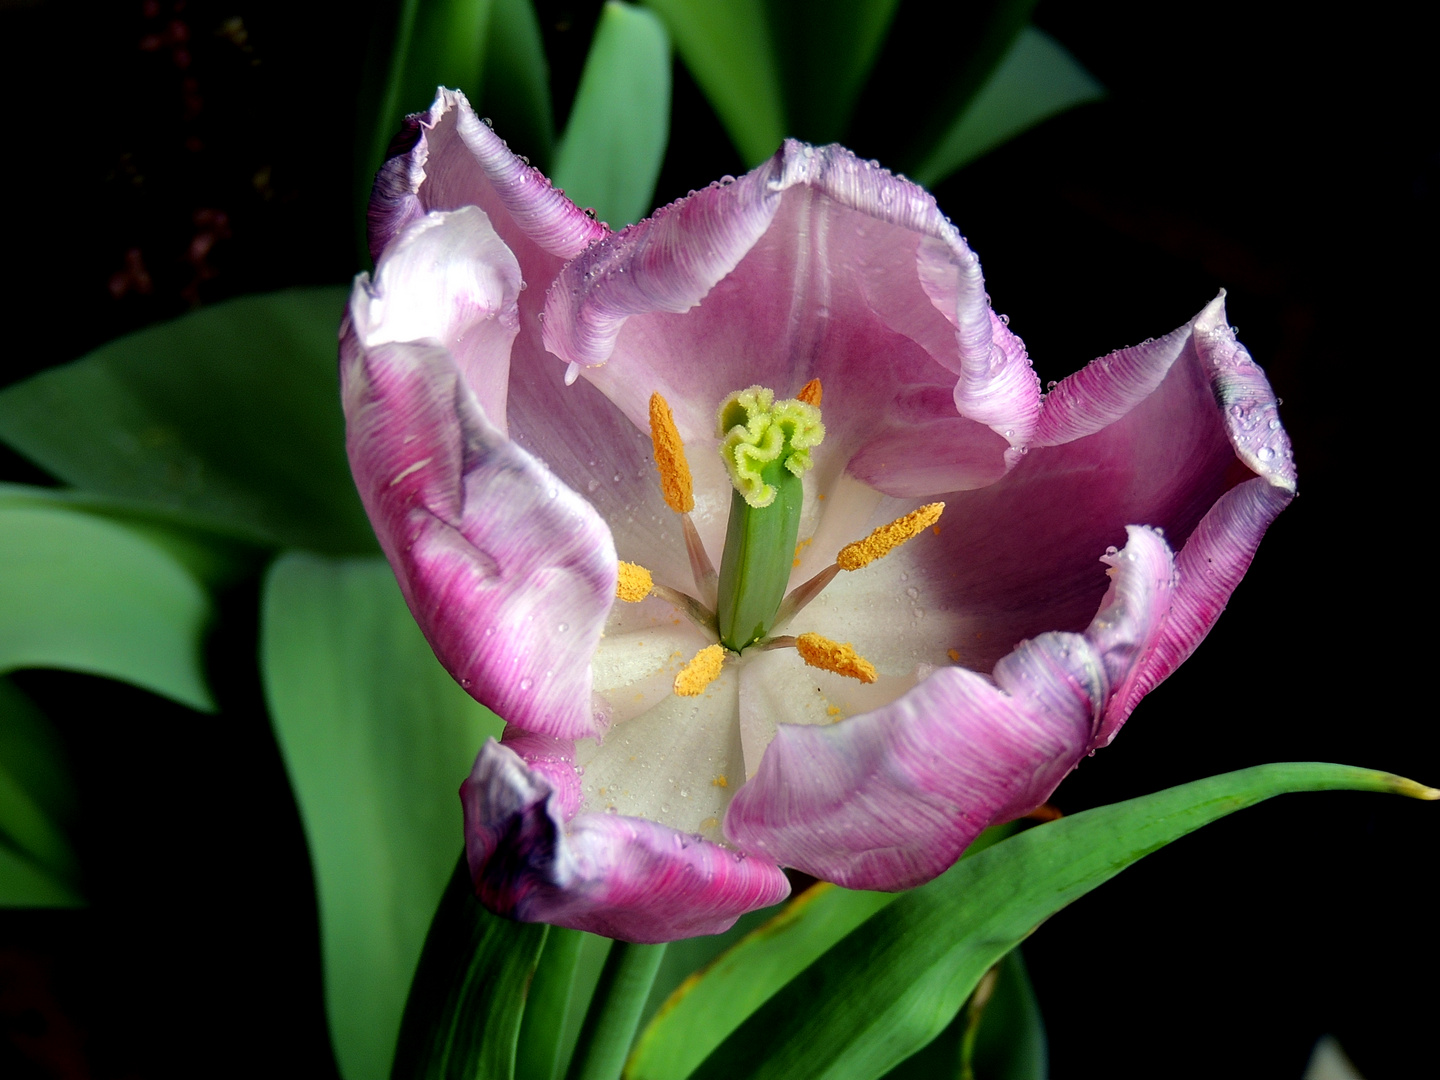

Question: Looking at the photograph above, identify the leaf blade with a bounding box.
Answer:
[552,1,672,228]
[0,503,216,711]
[674,764,1431,1080]
[912,26,1104,186]
[260,552,505,1080]
[0,287,372,554]
[643,0,783,165]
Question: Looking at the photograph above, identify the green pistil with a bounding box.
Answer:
[718,386,824,508]
[715,386,824,651]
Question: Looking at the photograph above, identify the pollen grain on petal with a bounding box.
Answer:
[797,378,822,406]
[795,632,878,684]
[616,561,653,602]
[836,503,945,571]
[649,391,695,513]
[674,644,725,697]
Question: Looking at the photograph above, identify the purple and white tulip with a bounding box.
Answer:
[340,89,1295,942]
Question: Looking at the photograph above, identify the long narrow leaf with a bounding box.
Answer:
[516,929,615,1080]
[261,553,505,1080]
[481,0,556,170]
[552,1,671,228]
[911,26,1105,187]
[763,0,901,144]
[643,0,783,165]
[391,856,549,1080]
[0,678,82,907]
[628,824,1021,1080]
[640,764,1434,1080]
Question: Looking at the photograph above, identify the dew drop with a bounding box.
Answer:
[558,622,569,633]
[1258,446,1275,461]
[906,586,919,599]
[587,479,600,492]
[520,678,534,691]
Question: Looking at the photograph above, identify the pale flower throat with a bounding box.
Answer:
[617,381,943,697]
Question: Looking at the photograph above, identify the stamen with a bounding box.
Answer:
[616,561,653,602]
[795,632,878,684]
[836,503,945,571]
[681,513,718,607]
[796,378,822,406]
[649,391,694,513]
[674,644,725,697]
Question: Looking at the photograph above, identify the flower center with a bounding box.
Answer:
[618,382,943,698]
[713,384,825,651]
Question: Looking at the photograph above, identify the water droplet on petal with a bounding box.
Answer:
[564,362,581,386]
[557,622,569,633]
[520,678,534,691]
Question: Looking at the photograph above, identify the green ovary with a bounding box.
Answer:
[714,386,824,651]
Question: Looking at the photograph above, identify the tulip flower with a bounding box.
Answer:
[340,90,1294,942]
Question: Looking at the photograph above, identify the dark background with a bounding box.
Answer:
[0,0,1431,1076]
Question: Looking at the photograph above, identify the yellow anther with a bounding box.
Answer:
[797,378,822,406]
[649,392,694,513]
[836,503,945,571]
[616,561,653,602]
[947,648,961,662]
[674,644,725,697]
[795,632,877,684]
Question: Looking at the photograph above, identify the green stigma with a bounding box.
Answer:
[717,386,825,508]
[715,385,825,651]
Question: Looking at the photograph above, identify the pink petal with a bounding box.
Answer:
[342,210,615,740]
[463,739,791,942]
[899,296,1292,677]
[369,88,607,268]
[1098,476,1292,744]
[541,140,1040,497]
[368,89,699,589]
[724,527,1175,890]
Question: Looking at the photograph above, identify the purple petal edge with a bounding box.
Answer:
[369,87,607,265]
[342,210,616,741]
[540,139,1039,449]
[463,740,791,942]
[724,527,1175,890]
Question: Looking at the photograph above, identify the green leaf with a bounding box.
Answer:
[0,678,82,908]
[0,287,374,555]
[552,1,672,228]
[0,501,217,711]
[969,949,1046,1080]
[637,764,1434,1080]
[628,824,1020,1080]
[517,929,615,1080]
[391,855,550,1080]
[911,26,1105,187]
[568,942,669,1080]
[481,0,556,171]
[260,552,506,1080]
[763,0,902,144]
[879,949,1046,1080]
[643,0,783,166]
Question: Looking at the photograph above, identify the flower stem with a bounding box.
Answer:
[564,940,668,1080]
